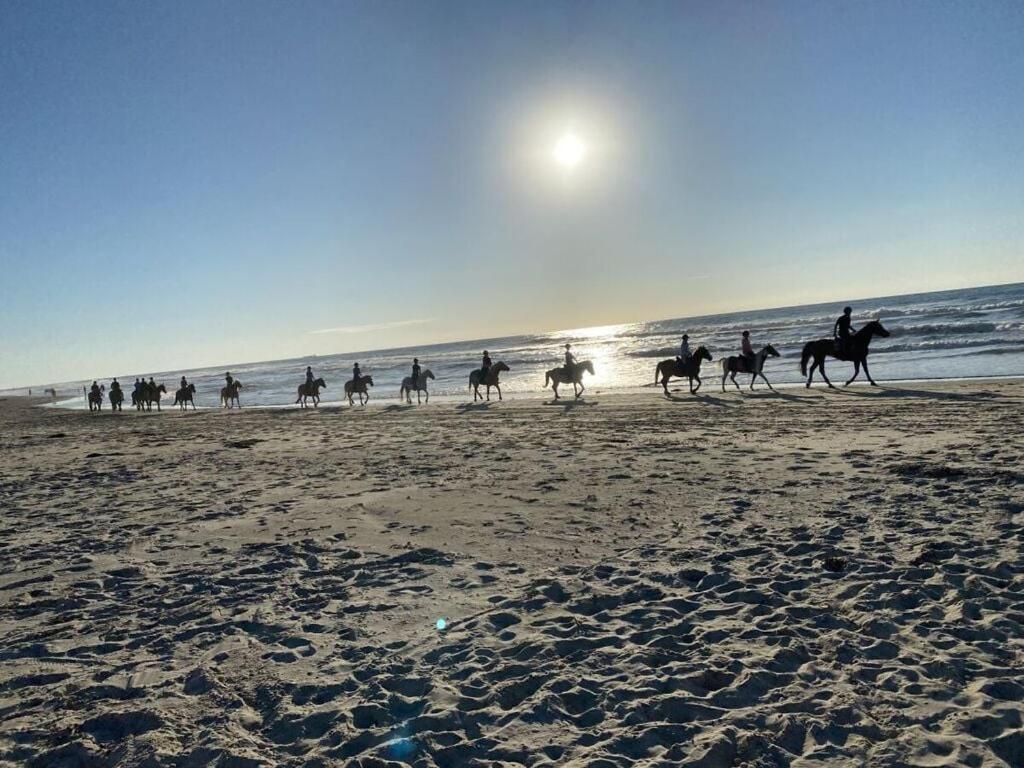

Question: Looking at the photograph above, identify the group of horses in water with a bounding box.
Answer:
[86,320,891,411]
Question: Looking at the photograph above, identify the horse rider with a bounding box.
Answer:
[678,334,692,368]
[225,372,234,388]
[90,381,101,398]
[110,378,122,396]
[411,358,421,387]
[480,351,492,381]
[834,306,856,356]
[741,331,756,372]
[180,375,188,393]
[563,343,577,377]
[305,366,315,387]
[352,362,362,387]
[133,378,142,396]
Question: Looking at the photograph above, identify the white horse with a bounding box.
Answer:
[400,369,435,404]
[544,360,595,400]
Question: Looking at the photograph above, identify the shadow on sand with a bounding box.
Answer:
[666,392,731,407]
[543,398,598,412]
[456,402,495,412]
[830,385,1008,404]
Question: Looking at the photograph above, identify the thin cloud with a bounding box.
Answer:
[309,319,432,335]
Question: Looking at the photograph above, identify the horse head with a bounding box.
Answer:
[157,384,167,393]
[862,320,890,339]
[363,376,374,387]
[581,360,595,375]
[695,345,713,362]
[764,344,781,358]
[424,369,435,380]
[314,378,326,389]
[494,361,510,373]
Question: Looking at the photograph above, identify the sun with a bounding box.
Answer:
[553,133,585,169]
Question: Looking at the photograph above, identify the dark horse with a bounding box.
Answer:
[721,344,781,392]
[800,320,890,388]
[654,346,713,395]
[174,383,197,411]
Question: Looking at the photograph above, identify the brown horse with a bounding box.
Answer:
[800,320,890,388]
[654,346,713,395]
[139,383,167,412]
[721,344,781,392]
[87,385,105,411]
[108,386,123,411]
[469,361,510,401]
[174,383,197,411]
[221,381,242,408]
[544,360,595,400]
[296,378,326,408]
[345,376,374,406]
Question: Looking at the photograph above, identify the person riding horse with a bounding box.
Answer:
[411,358,421,387]
[741,331,756,372]
[479,351,492,382]
[563,344,577,378]
[677,334,692,371]
[226,372,234,388]
[834,306,856,356]
[305,366,314,386]
[352,363,362,388]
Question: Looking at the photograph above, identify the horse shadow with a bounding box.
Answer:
[456,402,494,412]
[543,398,597,411]
[744,389,811,403]
[381,404,413,413]
[666,392,730,407]
[832,385,1007,404]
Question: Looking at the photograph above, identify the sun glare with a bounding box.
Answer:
[553,133,585,168]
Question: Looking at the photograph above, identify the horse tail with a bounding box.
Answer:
[800,343,813,376]
[545,371,551,387]
[654,362,660,384]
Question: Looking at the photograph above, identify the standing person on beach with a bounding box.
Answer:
[741,331,756,371]
[411,358,421,386]
[834,306,856,356]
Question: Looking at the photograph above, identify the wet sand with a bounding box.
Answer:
[1,381,1022,767]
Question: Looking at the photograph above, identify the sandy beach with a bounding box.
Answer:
[1,381,1022,767]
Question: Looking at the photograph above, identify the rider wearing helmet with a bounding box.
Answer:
[678,334,692,368]
[305,366,314,385]
[563,343,577,377]
[741,331,755,372]
[480,351,492,381]
[834,306,856,356]
[411,358,421,386]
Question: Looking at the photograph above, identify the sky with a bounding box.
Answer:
[1,1,1023,388]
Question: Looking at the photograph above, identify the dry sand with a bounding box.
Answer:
[1,382,1022,767]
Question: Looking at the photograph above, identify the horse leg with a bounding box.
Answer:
[819,360,835,389]
[577,381,584,398]
[496,384,502,401]
[692,374,701,394]
[845,360,861,386]
[553,381,559,400]
[761,373,774,391]
[749,373,756,390]
[863,358,878,386]
[721,369,728,393]
[730,371,740,391]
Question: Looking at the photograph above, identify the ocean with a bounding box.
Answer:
[27,282,1024,409]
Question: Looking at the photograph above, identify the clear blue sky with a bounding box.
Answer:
[1,1,1022,387]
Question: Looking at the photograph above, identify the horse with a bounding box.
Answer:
[800,320,890,388]
[654,346,713,395]
[296,378,326,408]
[721,344,781,392]
[174,383,197,411]
[139,383,167,412]
[221,381,242,409]
[400,369,435,404]
[469,361,510,401]
[544,360,595,400]
[108,387,123,412]
[345,376,374,406]
[87,385,105,411]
